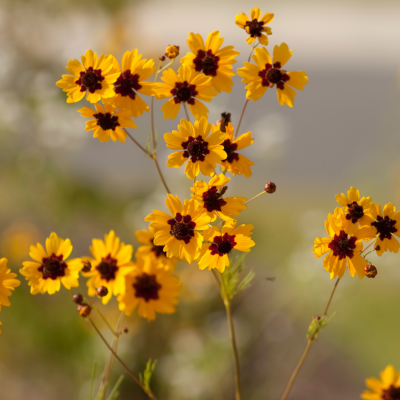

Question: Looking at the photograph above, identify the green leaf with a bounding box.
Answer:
[88,361,97,400]
[222,254,254,299]
[306,312,336,339]
[105,376,124,400]
[139,359,157,393]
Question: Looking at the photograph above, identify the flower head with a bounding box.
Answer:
[117,255,181,321]
[20,233,82,295]
[165,117,226,179]
[219,123,254,178]
[145,195,212,264]
[135,226,177,271]
[78,103,136,143]
[237,44,308,107]
[153,65,217,120]
[235,8,274,45]
[361,365,400,400]
[313,208,375,279]
[198,221,255,273]
[181,31,240,93]
[83,230,134,304]
[56,50,119,103]
[190,173,246,221]
[105,51,155,118]
[165,45,180,59]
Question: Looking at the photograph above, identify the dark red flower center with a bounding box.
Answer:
[345,201,364,223]
[94,112,120,131]
[168,213,196,244]
[96,254,118,282]
[259,63,290,90]
[182,135,210,163]
[171,81,198,105]
[39,253,67,280]
[202,185,227,212]
[328,230,357,260]
[193,49,220,77]
[221,139,239,163]
[75,67,105,93]
[371,215,397,240]
[245,19,264,37]
[133,273,161,302]
[382,385,400,400]
[151,239,167,258]
[210,233,237,256]
[114,70,142,100]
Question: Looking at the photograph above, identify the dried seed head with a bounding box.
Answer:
[72,293,83,305]
[82,260,92,273]
[218,112,231,133]
[374,244,381,251]
[159,55,166,62]
[364,264,378,278]
[96,286,109,297]
[165,45,180,59]
[265,182,276,194]
[77,304,91,318]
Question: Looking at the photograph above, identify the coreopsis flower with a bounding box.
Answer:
[313,208,375,279]
[368,202,400,256]
[78,103,136,143]
[219,123,254,178]
[20,233,82,295]
[235,7,274,45]
[335,186,373,229]
[237,44,308,107]
[145,195,212,264]
[105,51,155,118]
[83,230,135,304]
[181,31,240,93]
[361,365,400,400]
[117,255,181,321]
[135,227,177,271]
[165,45,180,59]
[153,65,217,120]
[165,117,226,179]
[197,221,255,273]
[56,50,118,103]
[190,173,246,221]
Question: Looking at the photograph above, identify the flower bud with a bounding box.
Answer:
[72,293,83,305]
[265,182,276,194]
[374,245,380,251]
[77,304,91,318]
[159,55,166,62]
[364,264,378,278]
[218,112,231,133]
[96,286,108,297]
[81,260,91,273]
[165,45,180,59]
[123,328,129,334]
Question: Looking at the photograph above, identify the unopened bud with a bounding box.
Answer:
[96,286,108,297]
[364,264,378,278]
[73,293,83,305]
[82,260,91,273]
[374,245,380,251]
[165,45,179,59]
[77,304,91,318]
[159,55,166,62]
[123,328,129,334]
[218,112,231,133]
[265,182,276,194]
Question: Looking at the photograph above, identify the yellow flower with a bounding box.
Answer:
[153,65,217,120]
[235,7,274,45]
[145,195,212,264]
[181,31,240,93]
[135,226,177,271]
[219,123,254,178]
[56,49,119,104]
[369,202,400,256]
[190,173,246,221]
[20,233,82,295]
[361,365,400,400]
[105,51,155,118]
[313,208,375,279]
[83,230,135,304]
[165,117,226,179]
[117,255,181,321]
[237,44,308,107]
[165,45,180,59]
[198,221,255,273]
[78,103,136,143]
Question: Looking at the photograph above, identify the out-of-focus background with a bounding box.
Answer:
[1,0,400,398]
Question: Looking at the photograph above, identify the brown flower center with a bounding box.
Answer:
[151,239,167,258]
[210,233,237,256]
[193,49,220,76]
[114,70,142,100]
[382,385,400,400]
[168,213,196,244]
[75,67,105,93]
[39,254,67,280]
[328,230,357,260]
[259,63,290,90]
[94,112,120,131]
[266,68,282,84]
[182,136,210,163]
[202,186,227,212]
[96,255,118,282]
[133,273,161,302]
[221,139,239,163]
[346,201,364,223]
[245,19,264,37]
[372,216,398,240]
[171,81,198,104]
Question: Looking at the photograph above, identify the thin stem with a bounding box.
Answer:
[247,40,257,62]
[93,306,118,337]
[89,317,158,400]
[183,103,191,122]
[124,129,152,158]
[244,190,265,205]
[211,269,221,290]
[360,240,375,255]
[235,99,249,139]
[322,277,340,318]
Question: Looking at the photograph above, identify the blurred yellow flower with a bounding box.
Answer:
[165,45,180,59]
[56,49,119,104]
[117,255,181,321]
[181,31,239,93]
[237,44,308,107]
[235,7,274,45]
[153,65,217,120]
[83,230,134,304]
[190,173,246,221]
[361,365,400,400]
[20,233,82,295]
[78,103,136,143]
[0,258,20,317]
